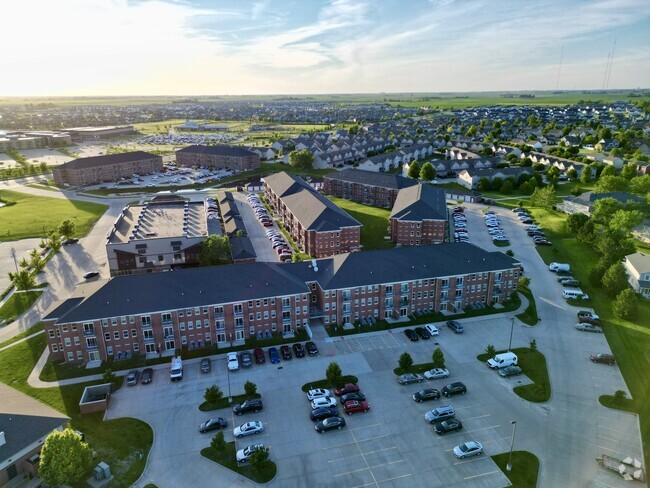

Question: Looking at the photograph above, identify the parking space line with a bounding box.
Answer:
[349,428,379,487]
[598,434,619,443]
[463,414,491,421]
[369,459,404,469]
[453,457,487,465]
[356,434,391,443]
[376,474,413,485]
[466,425,501,434]
[464,469,500,480]
[364,446,397,456]
[329,453,362,463]
[350,423,381,431]
[324,441,356,452]
[334,466,371,477]
[599,445,620,454]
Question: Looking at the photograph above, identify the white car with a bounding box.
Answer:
[425,324,439,336]
[227,352,239,371]
[453,441,483,459]
[307,388,331,401]
[424,368,450,380]
[311,396,337,409]
[525,225,540,231]
[236,443,265,463]
[233,421,264,438]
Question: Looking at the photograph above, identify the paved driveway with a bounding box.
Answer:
[232,192,279,262]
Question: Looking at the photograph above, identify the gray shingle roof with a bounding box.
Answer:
[177,144,258,157]
[264,172,360,231]
[390,184,447,221]
[58,151,159,170]
[324,168,418,190]
[230,237,257,261]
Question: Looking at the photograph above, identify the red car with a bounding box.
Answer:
[253,347,266,364]
[334,383,360,396]
[343,400,370,415]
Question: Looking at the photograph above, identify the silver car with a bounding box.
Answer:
[233,421,264,438]
[397,373,424,385]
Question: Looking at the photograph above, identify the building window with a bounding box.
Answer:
[133,343,140,352]
[123,330,129,339]
[188,321,193,330]
[67,352,74,361]
[64,337,71,347]
[113,332,119,340]
[131,329,137,337]
[111,317,117,326]
[106,346,113,356]
[74,336,80,345]
[48,330,55,339]
[250,326,255,335]
[104,332,111,341]
[180,322,185,331]
[52,343,58,352]
[121,316,127,325]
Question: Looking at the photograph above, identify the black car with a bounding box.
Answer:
[293,343,306,358]
[62,238,79,245]
[340,392,366,403]
[310,406,339,421]
[414,327,431,340]
[141,368,153,384]
[556,269,573,276]
[280,345,293,360]
[82,271,99,280]
[233,398,264,416]
[199,417,227,433]
[201,358,211,374]
[442,382,467,397]
[315,416,346,433]
[306,341,319,355]
[434,418,463,435]
[412,388,440,403]
[404,329,419,341]
[240,351,253,368]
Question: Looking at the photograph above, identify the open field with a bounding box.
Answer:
[0,189,108,242]
[327,196,394,250]
[492,451,540,488]
[0,291,43,323]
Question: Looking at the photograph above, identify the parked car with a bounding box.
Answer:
[343,400,370,415]
[311,396,337,409]
[441,382,467,397]
[233,421,264,438]
[141,368,153,384]
[403,329,419,341]
[201,358,211,374]
[306,341,319,355]
[561,279,580,287]
[236,443,265,464]
[62,238,79,245]
[498,366,523,378]
[590,353,615,365]
[199,417,227,433]
[293,343,306,357]
[425,324,439,336]
[268,347,281,363]
[126,370,139,386]
[434,418,463,435]
[233,398,264,415]
[334,384,360,396]
[577,311,600,323]
[280,345,292,360]
[412,388,440,402]
[227,352,240,371]
[415,327,431,340]
[425,405,455,423]
[240,351,253,368]
[397,373,424,385]
[307,388,331,401]
[575,323,603,333]
[253,347,266,364]
[453,441,483,459]
[447,320,464,333]
[82,271,99,280]
[315,416,346,433]
[310,407,339,422]
[424,368,449,380]
[340,392,366,403]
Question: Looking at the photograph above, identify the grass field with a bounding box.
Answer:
[0,334,153,486]
[492,451,540,488]
[201,443,277,483]
[523,207,650,470]
[327,197,394,250]
[0,322,43,349]
[0,291,43,323]
[0,190,108,242]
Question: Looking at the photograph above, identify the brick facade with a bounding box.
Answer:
[390,220,446,246]
[324,178,400,207]
[52,152,162,187]
[175,145,260,172]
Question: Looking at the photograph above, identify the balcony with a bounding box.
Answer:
[214,312,225,319]
[163,330,175,340]
[143,335,155,343]
[86,342,98,351]
[233,309,243,317]
[140,321,152,329]
[282,302,292,310]
[82,328,95,337]
[385,289,394,297]
[282,317,292,325]
[309,307,325,319]
[161,319,173,326]
[342,294,351,302]
[399,297,409,306]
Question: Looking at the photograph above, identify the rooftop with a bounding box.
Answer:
[390,184,447,221]
[176,144,259,157]
[325,168,418,190]
[57,151,160,170]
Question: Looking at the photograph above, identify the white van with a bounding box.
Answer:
[170,356,183,381]
[563,289,589,300]
[549,262,570,272]
[486,352,518,369]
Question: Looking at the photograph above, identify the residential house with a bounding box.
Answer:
[557,191,644,215]
[623,252,650,298]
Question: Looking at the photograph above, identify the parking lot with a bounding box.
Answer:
[232,192,280,262]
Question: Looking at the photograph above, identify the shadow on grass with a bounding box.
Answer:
[491,451,539,488]
[201,444,277,483]
[301,375,359,392]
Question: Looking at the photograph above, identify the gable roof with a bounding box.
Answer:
[324,168,418,190]
[58,151,159,170]
[230,236,257,261]
[626,252,650,273]
[176,145,258,157]
[390,184,447,221]
[264,172,360,231]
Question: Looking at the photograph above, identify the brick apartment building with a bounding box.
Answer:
[264,172,362,257]
[43,243,520,365]
[389,184,448,246]
[323,168,418,208]
[52,151,162,187]
[175,145,260,172]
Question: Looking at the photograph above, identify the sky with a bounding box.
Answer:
[1,0,650,96]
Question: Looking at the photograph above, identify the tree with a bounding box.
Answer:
[529,186,556,208]
[249,446,270,474]
[612,288,637,320]
[630,174,650,194]
[517,276,531,292]
[546,166,561,185]
[485,344,496,357]
[591,198,623,226]
[199,235,232,266]
[600,165,617,178]
[491,177,503,191]
[58,219,76,239]
[39,429,93,486]
[602,262,630,298]
[47,232,62,253]
[621,163,638,180]
[398,352,413,371]
[477,177,491,191]
[609,209,644,234]
[566,168,578,180]
[288,149,314,170]
[580,165,593,184]
[613,390,627,404]
[204,385,223,405]
[9,269,36,290]
[408,161,421,179]
[529,339,537,352]
[326,362,342,387]
[431,347,445,368]
[210,431,226,452]
[419,162,436,181]
[576,219,596,245]
[566,213,590,235]
[244,380,258,397]
[594,175,628,193]
[500,180,514,194]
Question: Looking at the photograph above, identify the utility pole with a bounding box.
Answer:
[506,420,518,471]
[10,248,18,273]
[508,316,515,352]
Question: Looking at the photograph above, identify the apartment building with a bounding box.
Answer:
[65,126,135,141]
[52,151,162,187]
[323,168,418,208]
[43,243,520,365]
[264,172,362,257]
[175,145,260,172]
[389,184,447,246]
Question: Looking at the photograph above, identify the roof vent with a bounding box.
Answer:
[0,431,5,447]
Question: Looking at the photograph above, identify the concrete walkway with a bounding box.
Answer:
[0,330,44,352]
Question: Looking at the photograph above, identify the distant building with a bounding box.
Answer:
[0,383,69,486]
[557,191,644,215]
[0,136,44,151]
[390,184,447,246]
[52,151,162,187]
[175,145,260,172]
[623,252,650,298]
[324,168,418,208]
[65,125,135,141]
[106,197,218,276]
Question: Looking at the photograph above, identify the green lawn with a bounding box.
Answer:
[0,190,108,241]
[0,321,44,349]
[516,288,539,326]
[327,196,394,250]
[0,334,153,487]
[393,361,438,376]
[492,451,540,488]
[477,348,551,402]
[0,291,43,323]
[200,392,261,412]
[526,206,650,470]
[301,375,359,392]
[201,444,277,483]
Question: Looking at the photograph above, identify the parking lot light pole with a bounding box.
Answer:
[506,420,518,471]
[507,316,515,352]
[227,333,233,403]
